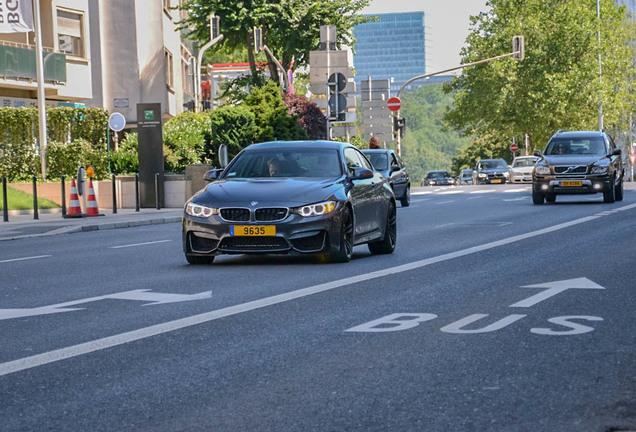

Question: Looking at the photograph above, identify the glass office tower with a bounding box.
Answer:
[353,12,427,95]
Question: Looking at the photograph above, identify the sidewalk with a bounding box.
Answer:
[0,207,184,242]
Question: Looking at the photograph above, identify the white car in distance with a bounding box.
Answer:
[510,156,538,183]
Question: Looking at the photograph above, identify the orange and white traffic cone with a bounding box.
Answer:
[64,178,84,218]
[86,179,103,217]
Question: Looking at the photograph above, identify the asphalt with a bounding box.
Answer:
[0,207,184,242]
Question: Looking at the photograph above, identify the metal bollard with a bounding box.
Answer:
[32,175,39,220]
[155,172,161,210]
[135,173,140,212]
[2,176,8,222]
[61,175,66,217]
[112,174,117,214]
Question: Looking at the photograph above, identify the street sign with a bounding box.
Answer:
[327,72,347,93]
[387,97,401,112]
[510,142,519,152]
[108,112,126,131]
[630,154,635,165]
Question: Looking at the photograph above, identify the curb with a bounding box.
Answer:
[0,216,183,242]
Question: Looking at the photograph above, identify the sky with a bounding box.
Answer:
[361,0,489,72]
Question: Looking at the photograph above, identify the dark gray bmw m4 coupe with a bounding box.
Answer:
[182,140,397,264]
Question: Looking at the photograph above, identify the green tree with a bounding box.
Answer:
[244,81,307,142]
[444,0,636,151]
[178,0,371,84]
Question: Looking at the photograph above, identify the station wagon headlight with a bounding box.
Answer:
[186,202,218,218]
[590,165,608,174]
[294,201,336,217]
[535,166,550,175]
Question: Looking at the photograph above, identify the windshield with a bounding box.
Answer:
[365,153,389,170]
[428,171,450,178]
[478,160,507,170]
[513,158,537,168]
[224,148,342,179]
[545,138,607,156]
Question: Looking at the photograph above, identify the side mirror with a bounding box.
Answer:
[612,148,621,156]
[533,149,542,157]
[349,166,374,180]
[203,168,224,182]
[390,164,401,174]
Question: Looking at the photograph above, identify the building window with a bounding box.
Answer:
[165,49,174,90]
[57,9,85,58]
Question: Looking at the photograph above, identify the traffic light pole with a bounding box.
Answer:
[394,45,523,156]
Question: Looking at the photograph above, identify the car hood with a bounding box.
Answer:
[542,155,605,166]
[190,177,343,207]
[511,166,534,173]
[478,168,508,174]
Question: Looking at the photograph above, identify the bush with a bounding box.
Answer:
[208,105,256,161]
[45,139,108,179]
[111,132,139,175]
[163,111,211,173]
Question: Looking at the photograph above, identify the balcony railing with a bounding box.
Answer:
[0,44,66,83]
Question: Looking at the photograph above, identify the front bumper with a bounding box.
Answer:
[182,209,343,257]
[533,176,611,195]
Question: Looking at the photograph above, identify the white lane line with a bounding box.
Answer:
[110,240,172,249]
[503,197,527,202]
[434,200,455,205]
[2,203,635,377]
[0,255,52,264]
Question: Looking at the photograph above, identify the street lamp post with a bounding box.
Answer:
[597,0,604,131]
[195,15,223,113]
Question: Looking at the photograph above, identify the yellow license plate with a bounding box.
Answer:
[230,225,276,236]
[491,179,502,183]
[561,181,582,187]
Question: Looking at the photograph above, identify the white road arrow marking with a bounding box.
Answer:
[510,277,605,308]
[0,289,212,320]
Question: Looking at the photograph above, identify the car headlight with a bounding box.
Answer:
[478,173,487,178]
[503,172,510,177]
[590,165,608,174]
[293,201,336,217]
[535,166,550,175]
[186,202,218,218]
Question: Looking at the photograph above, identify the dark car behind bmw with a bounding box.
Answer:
[182,141,397,264]
[473,159,510,184]
[361,148,411,207]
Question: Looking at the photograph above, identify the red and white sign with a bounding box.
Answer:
[510,143,519,152]
[387,97,401,112]
[630,155,635,165]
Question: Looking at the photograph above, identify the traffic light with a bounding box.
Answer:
[393,115,406,139]
[512,35,525,61]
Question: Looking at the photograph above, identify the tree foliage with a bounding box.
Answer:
[444,0,636,155]
[178,0,371,83]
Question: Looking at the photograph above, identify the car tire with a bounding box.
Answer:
[545,193,556,203]
[330,206,354,263]
[603,177,616,203]
[615,177,623,202]
[368,203,397,255]
[185,254,215,265]
[532,187,545,205]
[400,186,411,207]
